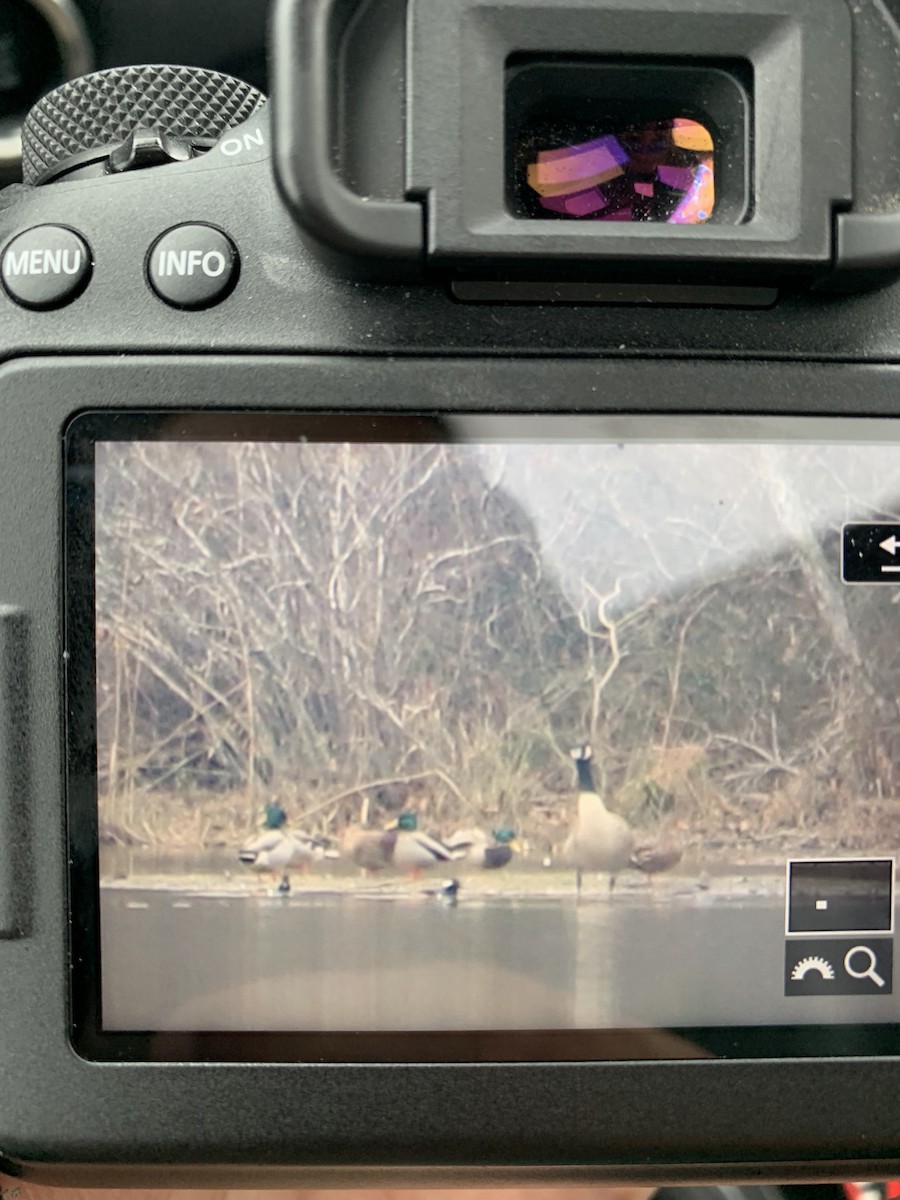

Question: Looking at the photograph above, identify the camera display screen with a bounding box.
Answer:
[68,413,900,1059]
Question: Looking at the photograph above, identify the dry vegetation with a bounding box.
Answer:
[95,439,900,870]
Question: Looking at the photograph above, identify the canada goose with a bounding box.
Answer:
[561,744,634,896]
[238,803,334,891]
[445,827,521,870]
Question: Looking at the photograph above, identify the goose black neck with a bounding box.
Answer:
[575,757,595,792]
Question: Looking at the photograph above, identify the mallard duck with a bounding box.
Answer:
[238,803,335,892]
[389,811,462,877]
[342,805,460,877]
[342,823,398,873]
[629,841,684,886]
[445,826,521,870]
[561,744,634,895]
[342,794,398,874]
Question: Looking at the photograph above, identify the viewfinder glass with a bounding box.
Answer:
[520,117,715,223]
[505,60,750,227]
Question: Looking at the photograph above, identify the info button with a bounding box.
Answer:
[147,224,239,309]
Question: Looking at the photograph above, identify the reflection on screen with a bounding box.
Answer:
[93,427,900,1033]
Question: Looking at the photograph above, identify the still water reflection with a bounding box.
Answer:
[101,891,898,1032]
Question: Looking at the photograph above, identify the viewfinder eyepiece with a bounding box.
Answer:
[516,117,716,224]
[505,60,748,228]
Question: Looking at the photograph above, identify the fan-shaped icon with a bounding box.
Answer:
[791,955,835,981]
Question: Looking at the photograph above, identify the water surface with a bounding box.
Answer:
[100,889,900,1033]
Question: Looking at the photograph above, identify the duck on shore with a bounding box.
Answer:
[630,841,684,884]
[389,811,463,878]
[238,803,336,893]
[342,795,397,874]
[342,804,462,878]
[445,826,521,870]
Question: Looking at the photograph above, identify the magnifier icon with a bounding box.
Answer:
[844,945,886,988]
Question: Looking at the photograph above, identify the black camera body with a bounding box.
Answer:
[4,0,900,1186]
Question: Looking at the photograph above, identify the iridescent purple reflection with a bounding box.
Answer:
[524,119,715,224]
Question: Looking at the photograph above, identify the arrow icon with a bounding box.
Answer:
[842,524,900,583]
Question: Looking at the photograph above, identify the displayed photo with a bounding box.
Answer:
[90,421,900,1034]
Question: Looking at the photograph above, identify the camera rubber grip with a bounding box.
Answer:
[0,607,30,938]
[271,0,423,264]
[21,64,266,185]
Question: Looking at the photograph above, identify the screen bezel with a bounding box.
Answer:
[66,407,900,1063]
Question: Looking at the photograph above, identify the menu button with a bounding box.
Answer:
[1,225,92,309]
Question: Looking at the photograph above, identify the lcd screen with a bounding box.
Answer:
[67,413,900,1056]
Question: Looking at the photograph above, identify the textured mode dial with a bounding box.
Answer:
[21,64,266,184]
